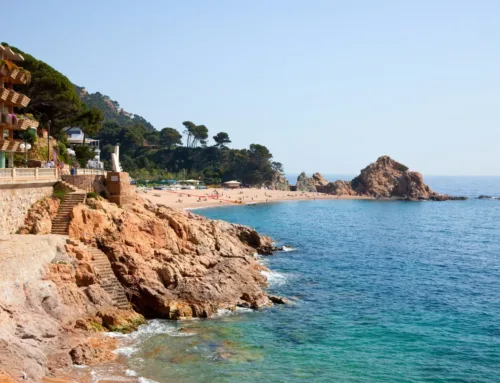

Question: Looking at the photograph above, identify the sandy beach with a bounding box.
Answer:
[140,187,372,209]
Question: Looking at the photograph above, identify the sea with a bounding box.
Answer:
[114,176,500,383]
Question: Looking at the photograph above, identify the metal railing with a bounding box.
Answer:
[0,168,58,181]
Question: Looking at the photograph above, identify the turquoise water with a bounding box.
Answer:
[125,177,500,382]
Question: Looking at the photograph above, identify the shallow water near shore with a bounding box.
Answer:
[122,177,500,382]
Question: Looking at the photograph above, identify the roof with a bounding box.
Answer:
[0,45,24,61]
[184,179,200,183]
[224,180,241,184]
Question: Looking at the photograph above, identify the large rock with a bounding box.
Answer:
[295,172,317,192]
[325,180,357,196]
[18,197,60,234]
[327,156,466,201]
[68,195,277,319]
[351,155,409,197]
[268,171,290,191]
[311,172,329,187]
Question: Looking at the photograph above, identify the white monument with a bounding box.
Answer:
[111,145,122,172]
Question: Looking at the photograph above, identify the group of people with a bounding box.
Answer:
[42,160,81,175]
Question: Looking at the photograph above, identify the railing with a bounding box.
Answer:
[75,168,107,176]
[0,167,58,182]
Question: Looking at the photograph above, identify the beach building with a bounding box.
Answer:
[223,180,241,189]
[63,127,103,169]
[0,44,39,168]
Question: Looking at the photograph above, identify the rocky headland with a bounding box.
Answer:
[0,192,284,381]
[307,156,466,201]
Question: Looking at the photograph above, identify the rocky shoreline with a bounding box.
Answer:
[0,193,288,382]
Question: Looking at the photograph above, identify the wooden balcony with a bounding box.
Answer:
[16,117,39,130]
[17,94,30,107]
[0,139,20,152]
[0,61,30,84]
[0,87,9,101]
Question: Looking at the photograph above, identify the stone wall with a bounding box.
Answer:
[61,175,106,194]
[0,184,54,235]
[106,172,133,205]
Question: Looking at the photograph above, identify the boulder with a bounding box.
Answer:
[311,172,329,187]
[268,171,290,191]
[325,180,357,196]
[295,172,316,192]
[18,197,60,234]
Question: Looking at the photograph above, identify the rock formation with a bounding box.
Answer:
[311,172,329,187]
[0,235,145,381]
[296,172,317,192]
[18,196,60,234]
[67,195,277,319]
[268,171,290,191]
[325,180,357,196]
[327,156,466,200]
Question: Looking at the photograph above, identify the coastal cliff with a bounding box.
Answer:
[327,156,466,200]
[0,193,280,381]
[68,195,275,319]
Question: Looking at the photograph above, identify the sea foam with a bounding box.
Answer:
[261,270,289,287]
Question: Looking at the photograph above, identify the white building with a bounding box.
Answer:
[63,127,103,169]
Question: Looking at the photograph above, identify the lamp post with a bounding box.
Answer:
[47,120,51,163]
[19,142,32,167]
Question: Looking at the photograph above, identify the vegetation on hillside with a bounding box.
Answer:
[4,43,285,185]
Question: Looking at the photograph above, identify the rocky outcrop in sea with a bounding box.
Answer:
[296,172,317,192]
[327,156,467,201]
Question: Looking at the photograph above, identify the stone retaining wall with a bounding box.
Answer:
[61,175,106,194]
[0,184,54,235]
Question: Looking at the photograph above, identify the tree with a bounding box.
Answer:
[213,132,231,147]
[191,125,208,148]
[159,127,182,149]
[19,129,37,145]
[271,161,284,173]
[182,121,208,148]
[182,121,196,147]
[74,145,96,167]
[73,107,104,144]
[6,43,85,137]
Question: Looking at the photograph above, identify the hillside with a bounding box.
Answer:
[74,85,155,131]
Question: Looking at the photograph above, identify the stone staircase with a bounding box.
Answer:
[68,239,130,310]
[51,183,86,235]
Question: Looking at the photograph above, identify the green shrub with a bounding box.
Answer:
[53,182,69,202]
[53,189,66,202]
[87,192,98,199]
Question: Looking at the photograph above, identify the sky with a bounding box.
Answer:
[3,0,499,175]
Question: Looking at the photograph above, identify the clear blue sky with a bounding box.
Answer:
[3,1,499,175]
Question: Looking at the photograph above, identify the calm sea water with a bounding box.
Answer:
[122,177,500,383]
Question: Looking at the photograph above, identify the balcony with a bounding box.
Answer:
[16,117,39,130]
[1,88,30,108]
[0,87,9,101]
[0,139,20,152]
[0,60,31,85]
